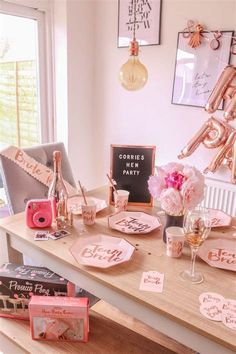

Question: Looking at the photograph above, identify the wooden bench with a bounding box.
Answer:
[0,300,196,354]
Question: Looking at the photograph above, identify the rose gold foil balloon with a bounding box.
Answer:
[224,91,236,121]
[178,117,228,159]
[223,149,232,169]
[231,138,236,183]
[179,64,236,184]
[223,138,236,183]
[204,130,236,174]
[202,117,229,149]
[205,65,236,114]
[224,86,236,99]
[178,121,211,159]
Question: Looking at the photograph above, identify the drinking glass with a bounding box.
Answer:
[68,205,86,235]
[180,208,211,284]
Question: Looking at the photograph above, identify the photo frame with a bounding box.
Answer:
[118,0,162,48]
[109,144,156,206]
[171,31,234,109]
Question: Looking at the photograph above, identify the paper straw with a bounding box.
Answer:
[78,180,87,205]
[106,173,118,194]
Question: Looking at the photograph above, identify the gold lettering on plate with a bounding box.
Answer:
[115,217,151,233]
[208,248,236,264]
[81,243,124,263]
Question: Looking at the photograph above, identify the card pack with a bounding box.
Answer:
[29,296,89,342]
[0,263,75,320]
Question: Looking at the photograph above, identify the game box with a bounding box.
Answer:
[0,263,75,319]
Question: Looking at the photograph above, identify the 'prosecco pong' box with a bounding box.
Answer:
[0,263,75,320]
[29,296,89,342]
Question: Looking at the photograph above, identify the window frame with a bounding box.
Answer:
[0,0,54,144]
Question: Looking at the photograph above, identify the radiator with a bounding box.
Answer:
[200,177,236,216]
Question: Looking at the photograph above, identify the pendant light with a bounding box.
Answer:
[119,0,148,91]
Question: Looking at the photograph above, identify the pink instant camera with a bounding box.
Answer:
[26,199,52,228]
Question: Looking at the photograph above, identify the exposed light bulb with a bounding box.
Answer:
[119,40,148,91]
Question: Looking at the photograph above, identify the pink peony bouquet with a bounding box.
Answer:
[148,162,205,216]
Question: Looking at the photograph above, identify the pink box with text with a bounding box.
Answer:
[29,296,89,342]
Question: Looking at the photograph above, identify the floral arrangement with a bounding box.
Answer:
[148,162,205,216]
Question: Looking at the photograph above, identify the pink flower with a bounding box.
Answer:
[165,171,185,190]
[160,188,184,215]
[183,165,205,184]
[181,176,205,209]
[148,162,205,214]
[162,162,184,174]
[148,168,166,198]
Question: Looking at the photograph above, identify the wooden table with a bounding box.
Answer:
[0,187,235,354]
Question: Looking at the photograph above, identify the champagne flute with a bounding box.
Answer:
[180,208,211,284]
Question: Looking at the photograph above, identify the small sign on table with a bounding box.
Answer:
[109,144,156,206]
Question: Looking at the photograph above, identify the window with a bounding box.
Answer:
[0,0,53,149]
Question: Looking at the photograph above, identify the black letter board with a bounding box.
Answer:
[109,145,156,206]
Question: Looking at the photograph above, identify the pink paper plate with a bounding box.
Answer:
[67,196,107,215]
[108,211,161,234]
[198,239,236,271]
[209,209,232,228]
[70,234,135,268]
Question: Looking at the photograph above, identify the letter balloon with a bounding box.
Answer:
[202,117,229,149]
[205,65,236,114]
[224,91,236,121]
[178,121,211,159]
[204,130,236,174]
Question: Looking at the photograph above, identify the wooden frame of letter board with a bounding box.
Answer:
[109,144,156,206]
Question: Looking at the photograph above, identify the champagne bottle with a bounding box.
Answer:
[48,150,68,228]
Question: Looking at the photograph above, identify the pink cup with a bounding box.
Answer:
[166,226,184,258]
[113,190,129,212]
[81,201,96,225]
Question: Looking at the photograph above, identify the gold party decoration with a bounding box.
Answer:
[188,24,204,49]
[178,65,236,184]
[205,65,236,121]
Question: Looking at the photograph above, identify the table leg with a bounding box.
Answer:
[0,229,23,265]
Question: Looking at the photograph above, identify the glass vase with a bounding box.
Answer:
[163,213,184,243]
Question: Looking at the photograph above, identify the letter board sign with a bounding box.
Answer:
[109,145,156,206]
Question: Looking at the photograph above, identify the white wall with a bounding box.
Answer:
[54,0,236,190]
[53,0,96,188]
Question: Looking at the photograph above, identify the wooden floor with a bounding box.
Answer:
[0,300,196,354]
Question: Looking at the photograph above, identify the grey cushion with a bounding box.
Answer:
[0,142,76,214]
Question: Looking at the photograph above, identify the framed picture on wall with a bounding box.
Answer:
[171,31,234,109]
[118,0,162,48]
[109,144,156,206]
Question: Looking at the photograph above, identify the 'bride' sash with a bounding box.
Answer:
[0,146,77,196]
